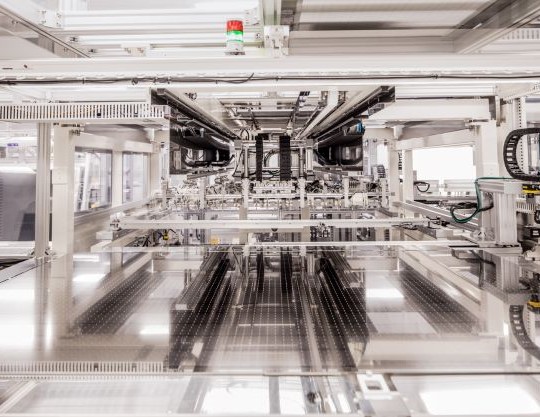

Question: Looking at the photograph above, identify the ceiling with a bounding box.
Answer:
[0,0,540,133]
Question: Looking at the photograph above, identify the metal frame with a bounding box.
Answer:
[2,54,540,81]
[116,217,430,230]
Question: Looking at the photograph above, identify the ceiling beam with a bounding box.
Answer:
[289,34,454,54]
[395,128,477,151]
[453,0,540,53]
[0,0,88,57]
[2,54,540,80]
[369,99,491,122]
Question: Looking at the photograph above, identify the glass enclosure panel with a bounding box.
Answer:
[74,148,112,213]
[0,134,37,241]
[123,152,148,203]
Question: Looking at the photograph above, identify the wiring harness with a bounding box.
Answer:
[449,177,512,224]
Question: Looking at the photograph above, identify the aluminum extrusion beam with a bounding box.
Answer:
[289,31,455,54]
[0,0,88,58]
[453,0,540,53]
[395,200,479,231]
[117,217,430,230]
[297,90,338,140]
[3,54,540,81]
[259,0,282,26]
[92,240,476,254]
[399,250,482,317]
[152,89,239,141]
[369,99,491,122]
[60,9,263,35]
[34,123,51,259]
[309,86,394,141]
[395,128,477,151]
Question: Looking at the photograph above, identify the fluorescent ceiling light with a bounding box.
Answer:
[366,288,404,299]
[73,273,105,283]
[140,325,169,335]
[421,386,540,415]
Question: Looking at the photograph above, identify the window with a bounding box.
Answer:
[0,136,38,240]
[413,146,475,182]
[123,153,148,203]
[74,148,112,213]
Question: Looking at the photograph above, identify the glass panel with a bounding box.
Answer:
[74,148,112,213]
[122,153,147,203]
[0,135,37,241]
[393,375,540,416]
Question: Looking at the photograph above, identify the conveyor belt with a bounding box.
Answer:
[75,269,157,334]
[400,266,479,334]
[166,249,373,372]
[173,251,225,310]
[509,304,540,361]
[193,260,233,371]
[280,250,293,295]
[256,251,264,293]
[503,128,540,182]
[169,253,231,369]
[317,251,369,369]
[199,250,309,371]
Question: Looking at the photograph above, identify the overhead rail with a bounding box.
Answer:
[151,89,239,142]
[309,86,395,142]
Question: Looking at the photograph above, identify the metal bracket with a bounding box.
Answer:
[39,9,62,28]
[264,25,289,56]
[245,7,260,26]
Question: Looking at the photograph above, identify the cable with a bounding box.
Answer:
[449,176,512,224]
[414,181,431,193]
[231,150,243,176]
[3,73,540,87]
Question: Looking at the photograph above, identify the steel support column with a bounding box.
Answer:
[343,177,350,208]
[51,126,75,255]
[402,150,414,208]
[475,120,500,178]
[111,151,123,207]
[387,140,400,211]
[34,123,51,260]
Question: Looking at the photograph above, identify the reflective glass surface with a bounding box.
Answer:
[0,243,539,415]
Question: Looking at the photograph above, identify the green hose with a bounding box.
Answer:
[450,176,514,224]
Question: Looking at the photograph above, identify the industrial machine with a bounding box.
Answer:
[2,0,540,415]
